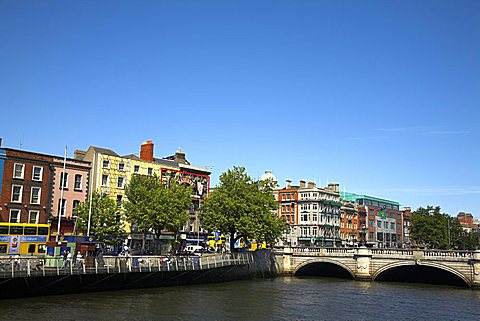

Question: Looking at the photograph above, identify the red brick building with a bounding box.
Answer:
[457,212,474,229]
[0,148,53,224]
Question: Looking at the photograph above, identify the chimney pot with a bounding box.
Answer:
[140,140,154,162]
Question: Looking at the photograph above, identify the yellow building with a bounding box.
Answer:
[74,141,211,252]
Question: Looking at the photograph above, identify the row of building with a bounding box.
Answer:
[271,175,412,248]
[1,139,475,251]
[0,140,211,253]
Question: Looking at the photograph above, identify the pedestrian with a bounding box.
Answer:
[13,255,20,270]
[66,251,72,268]
[61,250,67,269]
[76,251,83,268]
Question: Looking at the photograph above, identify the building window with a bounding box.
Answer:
[13,163,25,179]
[58,199,66,217]
[377,221,382,228]
[32,166,43,181]
[134,165,140,174]
[118,163,125,171]
[117,177,124,189]
[369,220,374,227]
[72,200,80,211]
[60,172,68,189]
[101,174,109,187]
[9,209,20,223]
[74,174,82,190]
[116,195,123,208]
[147,167,153,175]
[102,160,110,168]
[30,187,41,204]
[391,222,395,230]
[301,213,308,222]
[28,210,39,224]
[11,185,23,203]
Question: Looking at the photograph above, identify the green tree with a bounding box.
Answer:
[73,192,127,246]
[124,174,192,252]
[200,166,285,252]
[410,206,457,250]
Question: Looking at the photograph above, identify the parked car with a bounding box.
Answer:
[194,247,213,255]
[185,245,203,254]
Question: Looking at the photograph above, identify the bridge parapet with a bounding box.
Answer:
[292,247,355,257]
[277,246,480,287]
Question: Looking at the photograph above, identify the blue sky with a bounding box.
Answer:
[1,0,479,216]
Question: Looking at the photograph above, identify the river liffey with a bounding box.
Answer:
[1,277,479,321]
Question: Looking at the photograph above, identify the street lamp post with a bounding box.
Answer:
[359,224,367,247]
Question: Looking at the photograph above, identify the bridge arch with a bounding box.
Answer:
[293,258,355,279]
[372,261,471,287]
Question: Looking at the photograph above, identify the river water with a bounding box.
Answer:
[1,277,479,320]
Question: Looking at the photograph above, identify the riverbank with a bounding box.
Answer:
[0,251,278,299]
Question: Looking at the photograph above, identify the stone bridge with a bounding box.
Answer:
[276,247,480,288]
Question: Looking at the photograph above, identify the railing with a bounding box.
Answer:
[290,247,356,256]
[421,250,474,259]
[371,249,414,256]
[0,252,253,279]
[284,246,477,260]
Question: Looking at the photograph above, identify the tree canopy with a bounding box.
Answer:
[124,174,192,249]
[73,192,127,246]
[200,166,285,252]
[410,205,478,250]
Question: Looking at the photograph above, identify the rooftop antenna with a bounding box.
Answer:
[19,137,24,149]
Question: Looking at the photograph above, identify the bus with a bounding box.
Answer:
[207,234,226,250]
[0,223,49,255]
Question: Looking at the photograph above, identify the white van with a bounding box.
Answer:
[185,245,203,254]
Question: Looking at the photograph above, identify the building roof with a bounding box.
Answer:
[340,191,400,206]
[89,146,120,157]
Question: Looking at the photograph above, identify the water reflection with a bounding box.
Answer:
[0,277,479,320]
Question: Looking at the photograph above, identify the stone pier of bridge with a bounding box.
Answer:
[275,246,480,288]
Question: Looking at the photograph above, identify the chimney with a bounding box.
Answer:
[74,149,87,160]
[299,180,306,188]
[285,179,291,189]
[140,140,154,162]
[308,181,316,189]
[327,183,340,193]
[174,148,187,164]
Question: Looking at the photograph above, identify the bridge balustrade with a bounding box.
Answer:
[421,250,473,259]
[0,253,253,279]
[284,246,476,261]
[371,249,414,257]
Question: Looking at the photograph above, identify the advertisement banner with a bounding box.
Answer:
[9,235,19,254]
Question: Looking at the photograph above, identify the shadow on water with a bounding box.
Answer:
[294,262,354,279]
[294,262,469,288]
[375,265,469,288]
